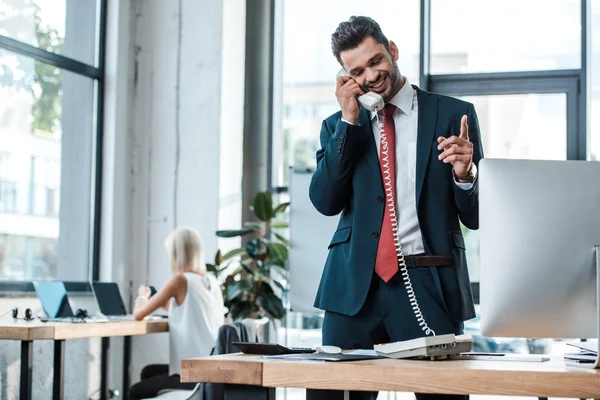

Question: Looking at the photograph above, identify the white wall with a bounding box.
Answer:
[101,0,136,392]
[126,0,224,387]
[0,0,227,397]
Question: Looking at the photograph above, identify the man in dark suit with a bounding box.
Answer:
[308,16,483,400]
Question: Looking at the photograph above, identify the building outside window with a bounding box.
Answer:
[0,0,104,283]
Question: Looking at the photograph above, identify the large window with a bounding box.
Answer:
[272,0,591,371]
[430,0,581,74]
[0,0,105,284]
[272,0,420,188]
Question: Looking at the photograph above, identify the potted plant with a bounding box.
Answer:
[207,191,290,321]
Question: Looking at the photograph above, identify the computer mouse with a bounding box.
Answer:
[315,345,342,354]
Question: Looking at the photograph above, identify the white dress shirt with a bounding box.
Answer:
[367,78,475,254]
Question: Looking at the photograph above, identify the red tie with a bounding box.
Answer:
[375,104,399,282]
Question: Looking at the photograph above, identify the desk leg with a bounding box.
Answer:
[20,340,33,400]
[100,337,110,400]
[53,340,65,400]
[224,385,275,399]
[122,336,131,400]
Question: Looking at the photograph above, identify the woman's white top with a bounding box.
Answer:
[168,272,224,374]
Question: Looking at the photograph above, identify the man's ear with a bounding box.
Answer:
[388,40,399,62]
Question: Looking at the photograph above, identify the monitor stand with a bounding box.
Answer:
[565,245,600,369]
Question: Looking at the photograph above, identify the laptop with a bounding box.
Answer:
[33,281,82,322]
[91,282,135,321]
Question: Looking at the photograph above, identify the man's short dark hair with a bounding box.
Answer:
[331,16,389,65]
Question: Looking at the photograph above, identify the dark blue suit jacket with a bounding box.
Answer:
[309,86,483,322]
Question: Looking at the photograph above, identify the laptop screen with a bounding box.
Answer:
[92,282,127,316]
[33,281,74,318]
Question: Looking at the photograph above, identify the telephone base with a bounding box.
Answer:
[375,334,473,360]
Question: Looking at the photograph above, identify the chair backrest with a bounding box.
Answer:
[200,321,260,399]
[155,383,201,399]
[243,317,269,342]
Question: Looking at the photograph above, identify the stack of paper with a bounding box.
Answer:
[565,340,598,363]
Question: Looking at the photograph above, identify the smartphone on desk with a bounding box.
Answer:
[336,69,384,113]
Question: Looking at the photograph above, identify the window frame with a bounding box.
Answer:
[420,0,588,162]
[270,0,589,304]
[422,1,588,303]
[0,0,107,293]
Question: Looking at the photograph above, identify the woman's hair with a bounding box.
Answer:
[164,227,206,274]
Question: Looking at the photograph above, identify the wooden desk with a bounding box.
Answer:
[181,353,600,399]
[0,318,168,400]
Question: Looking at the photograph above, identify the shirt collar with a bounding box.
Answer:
[370,77,414,120]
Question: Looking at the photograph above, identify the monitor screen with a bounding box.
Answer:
[480,159,600,339]
[92,282,127,316]
[33,281,74,318]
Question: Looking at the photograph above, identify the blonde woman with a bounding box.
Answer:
[129,227,224,400]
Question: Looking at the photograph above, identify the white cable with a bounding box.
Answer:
[377,113,435,336]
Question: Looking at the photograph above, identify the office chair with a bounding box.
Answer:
[147,384,201,400]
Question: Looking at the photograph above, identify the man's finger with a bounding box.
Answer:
[437,136,466,150]
[438,146,470,160]
[441,154,470,164]
[344,82,364,92]
[344,84,365,97]
[460,115,469,140]
[336,75,353,90]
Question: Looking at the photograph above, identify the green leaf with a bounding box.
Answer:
[270,221,288,229]
[228,301,255,321]
[268,242,288,265]
[221,248,246,262]
[216,229,254,238]
[272,202,290,215]
[215,249,222,265]
[272,279,287,292]
[257,284,285,319]
[239,261,255,275]
[245,238,268,259]
[274,233,290,247]
[253,192,273,222]
[268,264,287,274]
[226,280,252,301]
[255,269,270,279]
[243,221,263,231]
[206,263,218,274]
[225,266,244,278]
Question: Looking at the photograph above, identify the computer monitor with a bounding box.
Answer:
[479,159,600,339]
[33,281,75,318]
[91,282,128,316]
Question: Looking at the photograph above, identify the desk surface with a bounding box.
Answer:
[181,353,600,398]
[0,318,169,340]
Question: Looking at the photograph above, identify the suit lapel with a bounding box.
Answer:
[415,87,439,207]
[359,108,382,188]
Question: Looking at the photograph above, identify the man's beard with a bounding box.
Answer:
[383,63,402,103]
